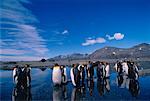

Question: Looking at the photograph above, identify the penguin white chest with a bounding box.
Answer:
[70,68,76,86]
[52,67,62,85]
[122,63,128,75]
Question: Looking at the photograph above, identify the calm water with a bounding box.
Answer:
[0,67,150,101]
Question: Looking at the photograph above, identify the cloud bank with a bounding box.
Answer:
[82,37,106,46]
[82,32,124,46]
[106,33,124,40]
[0,0,49,61]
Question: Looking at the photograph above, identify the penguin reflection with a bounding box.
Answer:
[87,78,94,96]
[62,84,68,100]
[71,88,77,101]
[80,83,86,98]
[97,78,110,96]
[71,88,81,101]
[53,84,68,101]
[116,75,129,89]
[12,85,32,101]
[116,75,140,97]
[105,78,110,92]
[53,86,63,101]
[117,75,124,87]
[129,79,140,97]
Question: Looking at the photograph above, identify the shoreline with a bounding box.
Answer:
[1,66,150,77]
[1,58,150,68]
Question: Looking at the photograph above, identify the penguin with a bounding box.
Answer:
[114,63,118,72]
[70,64,81,87]
[105,63,110,78]
[75,64,81,87]
[122,61,129,75]
[61,65,68,84]
[24,64,31,87]
[80,65,85,87]
[13,66,18,84]
[86,61,92,79]
[70,67,76,86]
[134,64,139,80]
[97,62,105,80]
[52,64,62,85]
[114,61,123,76]
[128,62,139,80]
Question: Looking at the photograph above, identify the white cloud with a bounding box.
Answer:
[82,37,106,46]
[17,24,45,42]
[114,33,124,40]
[0,0,49,61]
[62,30,69,35]
[106,33,124,40]
[87,37,92,40]
[0,0,38,23]
[96,38,106,43]
[0,56,48,61]
[0,49,27,55]
[82,32,124,46]
[0,40,7,46]
[53,30,69,35]
[82,39,96,46]
[106,34,115,40]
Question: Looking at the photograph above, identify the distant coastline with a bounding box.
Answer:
[0,58,150,69]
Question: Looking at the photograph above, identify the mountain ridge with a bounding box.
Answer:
[48,43,150,61]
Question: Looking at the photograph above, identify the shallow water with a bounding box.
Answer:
[0,67,150,100]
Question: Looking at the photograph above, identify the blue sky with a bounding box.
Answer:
[0,0,150,61]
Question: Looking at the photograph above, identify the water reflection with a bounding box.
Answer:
[116,75,140,97]
[12,85,32,101]
[129,79,140,97]
[117,75,124,87]
[53,84,68,101]
[1,68,146,100]
[97,78,110,96]
[62,84,68,100]
[39,68,47,71]
[87,79,94,96]
[53,86,63,101]
[71,88,84,101]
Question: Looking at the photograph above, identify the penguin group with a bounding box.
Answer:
[114,60,139,80]
[12,64,32,101]
[13,64,31,88]
[51,60,140,98]
[114,60,140,97]
[11,60,140,99]
[52,61,110,93]
[69,61,111,99]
